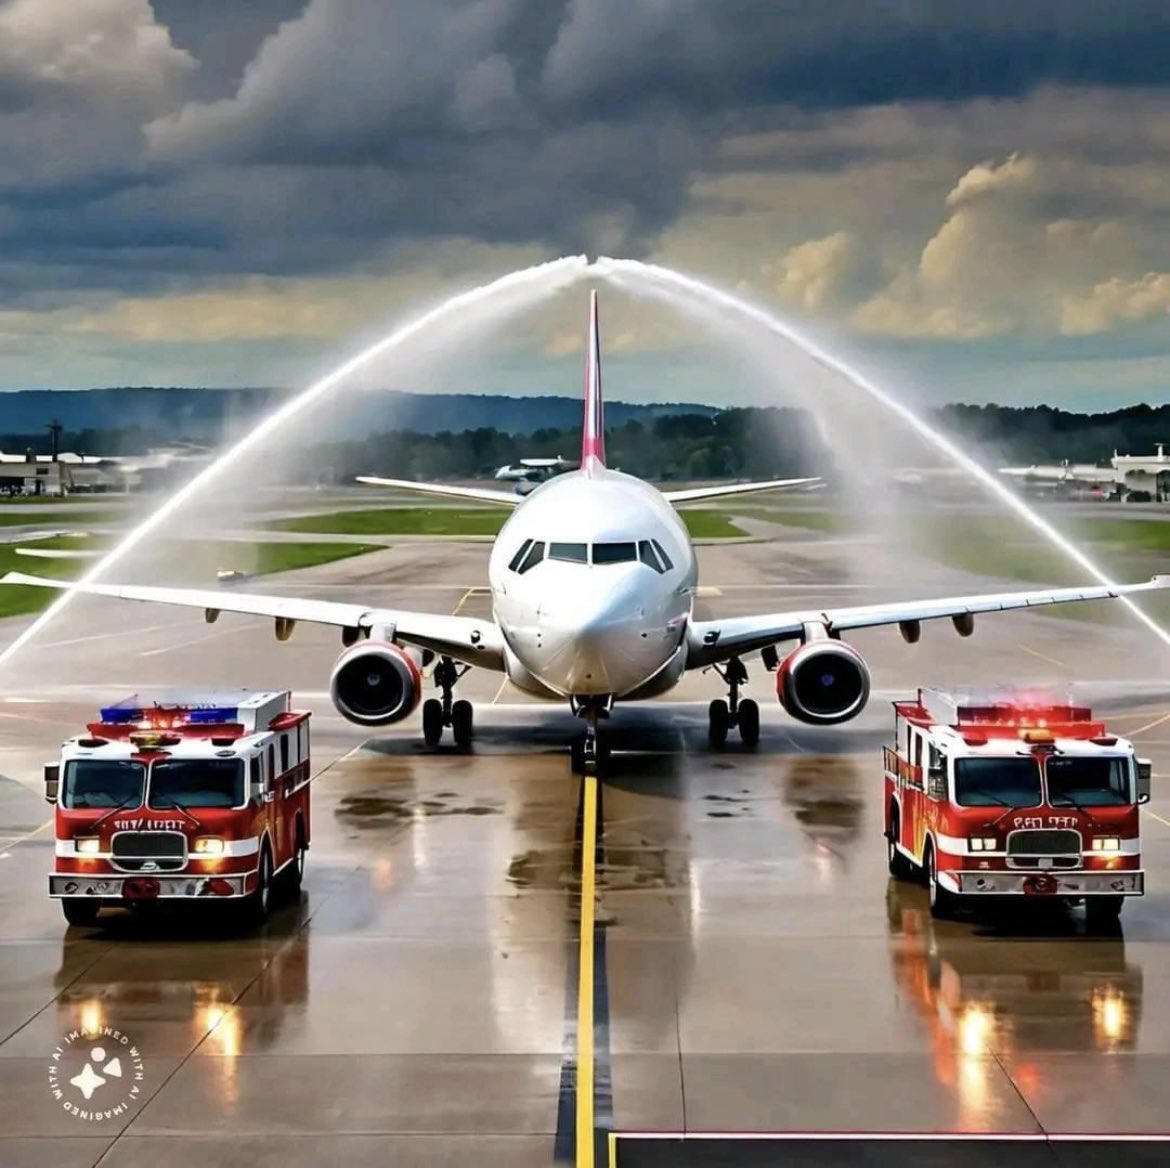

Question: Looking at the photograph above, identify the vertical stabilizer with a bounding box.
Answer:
[581,289,606,470]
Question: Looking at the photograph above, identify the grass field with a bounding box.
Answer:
[269,505,748,540]
[0,538,380,619]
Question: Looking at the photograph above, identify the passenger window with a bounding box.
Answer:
[508,539,533,571]
[651,539,674,570]
[517,541,545,573]
[593,542,636,564]
[549,542,588,563]
[280,734,289,774]
[638,540,663,572]
[267,745,274,784]
[250,756,261,796]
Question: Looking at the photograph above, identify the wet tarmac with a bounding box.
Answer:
[1,539,1170,1165]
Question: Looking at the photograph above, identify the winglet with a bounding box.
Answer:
[581,289,605,470]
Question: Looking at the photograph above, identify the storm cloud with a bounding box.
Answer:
[1,0,1170,398]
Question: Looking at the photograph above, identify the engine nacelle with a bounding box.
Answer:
[776,640,871,725]
[329,641,423,727]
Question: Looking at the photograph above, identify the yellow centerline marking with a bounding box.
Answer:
[1127,711,1170,737]
[577,773,598,1168]
[451,588,475,616]
[491,676,509,704]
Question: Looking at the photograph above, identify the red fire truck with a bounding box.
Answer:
[884,687,1151,928]
[43,690,311,928]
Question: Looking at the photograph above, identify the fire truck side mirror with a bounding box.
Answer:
[927,768,946,800]
[43,762,60,804]
[1137,758,1152,803]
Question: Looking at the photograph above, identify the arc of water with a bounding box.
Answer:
[593,256,1170,649]
[0,255,590,672]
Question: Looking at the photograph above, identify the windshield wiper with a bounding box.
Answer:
[963,787,1013,808]
[90,791,144,831]
[148,792,200,828]
[1049,790,1101,827]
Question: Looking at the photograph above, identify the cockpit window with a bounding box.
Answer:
[549,542,588,563]
[593,542,636,565]
[516,540,545,573]
[508,539,533,571]
[638,540,664,572]
[651,539,674,570]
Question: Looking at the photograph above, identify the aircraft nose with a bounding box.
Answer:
[538,575,658,694]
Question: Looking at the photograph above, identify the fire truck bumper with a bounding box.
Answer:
[49,872,250,899]
[942,869,1144,897]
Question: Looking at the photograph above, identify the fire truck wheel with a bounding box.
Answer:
[738,699,760,746]
[925,843,956,919]
[451,700,474,748]
[1085,895,1124,931]
[708,699,730,747]
[422,699,444,746]
[887,832,914,880]
[241,847,273,928]
[61,898,100,927]
[287,822,307,895]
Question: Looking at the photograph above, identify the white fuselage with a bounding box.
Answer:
[488,467,698,700]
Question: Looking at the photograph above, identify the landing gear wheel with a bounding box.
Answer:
[738,698,760,746]
[422,698,444,746]
[594,736,612,775]
[708,699,730,747]
[1085,895,1124,932]
[451,700,474,749]
[61,898,100,927]
[926,845,955,919]
[570,736,586,774]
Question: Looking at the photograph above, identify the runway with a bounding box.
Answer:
[2,535,1170,1166]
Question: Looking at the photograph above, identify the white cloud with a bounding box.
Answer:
[0,0,194,107]
[1060,273,1170,335]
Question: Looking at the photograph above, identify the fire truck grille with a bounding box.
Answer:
[111,831,187,872]
[1005,828,1081,868]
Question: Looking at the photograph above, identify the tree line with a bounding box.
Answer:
[3,401,1170,483]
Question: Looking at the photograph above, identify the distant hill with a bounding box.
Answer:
[0,387,719,442]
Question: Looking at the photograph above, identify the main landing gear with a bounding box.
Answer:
[569,696,612,776]
[422,656,474,749]
[707,656,760,747]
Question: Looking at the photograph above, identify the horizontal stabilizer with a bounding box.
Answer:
[356,475,521,506]
[663,477,822,504]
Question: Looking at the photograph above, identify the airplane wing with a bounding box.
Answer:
[685,576,1170,668]
[356,475,521,506]
[662,477,821,504]
[0,572,506,670]
[15,547,102,559]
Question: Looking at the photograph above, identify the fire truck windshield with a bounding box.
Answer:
[1047,755,1132,807]
[953,757,1041,808]
[62,760,144,809]
[148,759,244,809]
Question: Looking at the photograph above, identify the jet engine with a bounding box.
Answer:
[329,642,423,726]
[776,640,870,725]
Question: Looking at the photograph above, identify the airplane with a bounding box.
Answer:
[493,457,576,482]
[5,292,1170,774]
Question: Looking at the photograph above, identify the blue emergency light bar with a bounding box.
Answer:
[98,695,243,724]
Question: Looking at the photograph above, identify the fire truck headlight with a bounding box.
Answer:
[1092,837,1121,852]
[969,837,996,852]
[193,837,225,855]
[75,837,100,854]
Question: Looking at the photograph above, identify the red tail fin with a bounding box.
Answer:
[581,289,605,470]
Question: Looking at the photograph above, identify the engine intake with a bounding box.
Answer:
[776,640,870,725]
[329,642,422,726]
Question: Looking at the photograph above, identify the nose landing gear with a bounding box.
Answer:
[422,656,474,749]
[707,656,760,747]
[570,695,613,775]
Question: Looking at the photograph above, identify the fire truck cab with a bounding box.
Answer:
[44,690,311,928]
[883,687,1150,928]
